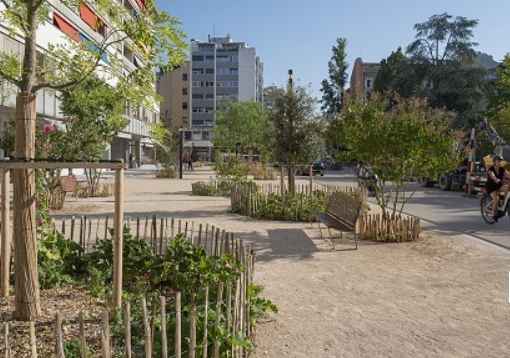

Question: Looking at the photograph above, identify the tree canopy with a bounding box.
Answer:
[212,100,268,158]
[320,38,349,116]
[336,94,463,217]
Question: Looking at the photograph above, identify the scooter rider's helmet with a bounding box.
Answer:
[493,155,504,162]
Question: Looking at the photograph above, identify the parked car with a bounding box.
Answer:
[298,161,325,176]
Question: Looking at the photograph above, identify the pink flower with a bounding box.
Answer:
[47,209,51,214]
[36,200,41,207]
[43,124,55,133]
[37,220,44,227]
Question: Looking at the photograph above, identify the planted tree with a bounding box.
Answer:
[336,94,463,221]
[268,81,323,194]
[0,0,187,319]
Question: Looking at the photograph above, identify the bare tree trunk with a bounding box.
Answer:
[13,92,41,320]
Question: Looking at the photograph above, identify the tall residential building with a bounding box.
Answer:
[349,57,381,102]
[0,0,159,165]
[188,34,264,156]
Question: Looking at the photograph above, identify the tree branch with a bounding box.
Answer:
[0,67,21,88]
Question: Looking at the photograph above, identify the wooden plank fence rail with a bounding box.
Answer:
[0,216,256,357]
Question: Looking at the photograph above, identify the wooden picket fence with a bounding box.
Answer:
[231,182,367,219]
[231,183,421,241]
[2,216,256,357]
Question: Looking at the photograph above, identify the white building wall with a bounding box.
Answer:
[238,47,256,101]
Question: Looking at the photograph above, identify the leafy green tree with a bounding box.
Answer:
[403,13,487,127]
[337,94,463,220]
[268,82,323,194]
[320,38,349,116]
[373,47,408,94]
[485,54,510,142]
[149,120,179,176]
[0,0,187,319]
[212,101,268,161]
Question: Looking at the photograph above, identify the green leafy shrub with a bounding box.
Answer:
[254,190,328,221]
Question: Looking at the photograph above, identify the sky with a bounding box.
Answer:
[155,0,510,101]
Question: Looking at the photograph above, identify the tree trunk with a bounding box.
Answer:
[13,92,41,320]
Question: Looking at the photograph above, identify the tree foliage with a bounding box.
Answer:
[379,13,487,128]
[336,94,463,218]
[58,76,128,160]
[212,100,268,160]
[484,53,510,143]
[373,47,408,94]
[268,83,323,166]
[320,38,349,116]
[0,0,188,98]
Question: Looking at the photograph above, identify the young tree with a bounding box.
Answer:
[403,13,487,127]
[319,37,349,116]
[0,0,187,319]
[212,100,268,161]
[337,94,463,220]
[268,81,323,194]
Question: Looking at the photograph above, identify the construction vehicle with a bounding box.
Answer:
[464,118,510,195]
[418,118,510,193]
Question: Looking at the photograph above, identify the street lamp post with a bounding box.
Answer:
[179,127,183,179]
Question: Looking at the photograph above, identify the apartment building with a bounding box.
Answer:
[157,62,190,130]
[0,0,158,165]
[349,57,381,102]
[188,34,264,156]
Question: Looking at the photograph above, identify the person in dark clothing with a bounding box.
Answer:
[485,155,510,222]
[187,154,193,171]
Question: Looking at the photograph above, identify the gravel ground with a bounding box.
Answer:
[53,166,510,358]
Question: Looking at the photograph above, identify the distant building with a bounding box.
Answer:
[157,62,190,130]
[349,57,381,102]
[187,34,264,156]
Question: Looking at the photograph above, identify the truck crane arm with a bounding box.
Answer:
[475,118,510,159]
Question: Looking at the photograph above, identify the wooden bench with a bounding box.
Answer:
[310,192,363,250]
[60,175,91,200]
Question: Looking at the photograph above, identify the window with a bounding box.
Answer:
[192,55,203,61]
[182,88,188,95]
[205,56,215,61]
[192,94,203,99]
[205,94,214,99]
[217,56,229,62]
[182,73,188,81]
[230,55,238,61]
[182,102,188,110]
[192,81,202,87]
[366,79,372,88]
[182,117,188,126]
[205,68,214,74]
[192,69,203,74]
[230,68,238,74]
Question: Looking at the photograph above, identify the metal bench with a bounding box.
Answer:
[310,191,363,250]
[60,174,90,200]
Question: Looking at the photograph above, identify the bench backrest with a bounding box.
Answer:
[326,192,362,227]
[61,175,78,192]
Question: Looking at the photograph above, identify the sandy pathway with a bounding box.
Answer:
[54,166,510,358]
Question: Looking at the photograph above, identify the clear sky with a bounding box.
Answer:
[155,0,510,101]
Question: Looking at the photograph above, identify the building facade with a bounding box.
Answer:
[158,62,190,130]
[187,34,264,156]
[349,57,381,102]
[0,0,158,165]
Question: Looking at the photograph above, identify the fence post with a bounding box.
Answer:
[55,312,64,358]
[1,168,11,297]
